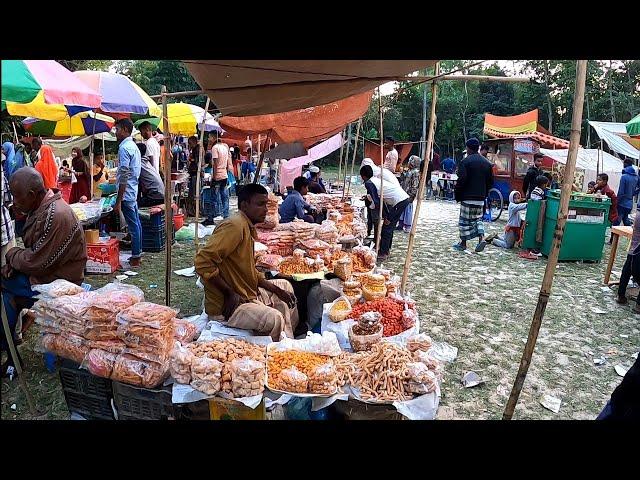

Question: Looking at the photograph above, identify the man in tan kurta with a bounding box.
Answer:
[195,183,298,340]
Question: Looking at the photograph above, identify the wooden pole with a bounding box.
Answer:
[375,88,385,256]
[341,123,353,199]
[345,118,362,199]
[194,97,211,252]
[12,122,19,143]
[161,86,173,307]
[503,60,588,420]
[401,62,440,295]
[253,130,272,184]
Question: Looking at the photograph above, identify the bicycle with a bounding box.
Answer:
[483,187,504,222]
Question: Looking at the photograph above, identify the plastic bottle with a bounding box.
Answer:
[44,352,57,373]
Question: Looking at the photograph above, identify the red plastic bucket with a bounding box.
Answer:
[173,213,185,231]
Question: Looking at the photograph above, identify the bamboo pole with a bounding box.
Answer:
[345,118,362,198]
[401,62,440,295]
[1,300,38,416]
[336,128,346,190]
[12,122,19,143]
[161,86,173,307]
[503,60,588,420]
[341,123,353,199]
[375,89,385,256]
[194,96,211,252]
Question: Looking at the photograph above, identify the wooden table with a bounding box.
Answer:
[603,225,634,285]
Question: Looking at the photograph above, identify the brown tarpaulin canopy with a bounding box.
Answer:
[183,60,436,116]
[218,90,373,148]
[364,139,415,171]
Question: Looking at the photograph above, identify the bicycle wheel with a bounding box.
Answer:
[487,188,504,222]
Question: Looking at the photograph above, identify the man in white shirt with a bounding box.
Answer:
[383,136,399,173]
[210,133,233,219]
[139,121,161,173]
[360,158,409,262]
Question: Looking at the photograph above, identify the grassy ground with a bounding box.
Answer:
[2,194,637,420]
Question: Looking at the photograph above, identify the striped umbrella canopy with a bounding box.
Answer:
[134,102,224,135]
[1,60,102,120]
[22,111,115,137]
[74,70,161,117]
[626,114,640,139]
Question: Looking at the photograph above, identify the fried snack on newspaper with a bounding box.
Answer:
[267,350,331,393]
[346,342,414,402]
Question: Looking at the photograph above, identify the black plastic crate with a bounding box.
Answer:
[112,382,175,420]
[59,359,115,420]
[142,226,175,252]
[139,211,166,229]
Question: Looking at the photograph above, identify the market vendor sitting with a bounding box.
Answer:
[307,166,327,194]
[195,183,299,340]
[136,143,165,208]
[279,176,317,223]
[1,167,87,377]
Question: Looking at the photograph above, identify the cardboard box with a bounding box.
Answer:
[208,397,265,420]
[86,238,120,274]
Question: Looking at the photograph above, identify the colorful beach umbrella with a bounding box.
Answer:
[626,114,640,139]
[74,70,161,117]
[22,111,115,137]
[1,60,102,120]
[134,102,224,135]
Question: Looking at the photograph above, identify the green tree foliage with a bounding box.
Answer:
[113,60,210,110]
[363,60,640,160]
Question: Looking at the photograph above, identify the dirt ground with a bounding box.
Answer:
[2,191,638,420]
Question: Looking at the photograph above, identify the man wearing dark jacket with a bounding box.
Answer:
[597,353,640,420]
[614,159,639,227]
[454,138,494,252]
[522,153,544,199]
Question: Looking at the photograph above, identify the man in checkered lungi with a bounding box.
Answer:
[453,138,494,252]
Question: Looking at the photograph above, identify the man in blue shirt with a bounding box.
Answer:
[614,159,640,227]
[114,118,143,267]
[279,176,315,223]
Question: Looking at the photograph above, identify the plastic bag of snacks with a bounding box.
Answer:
[173,318,198,344]
[85,349,118,378]
[308,362,337,394]
[404,362,438,394]
[412,349,443,379]
[111,354,168,388]
[279,366,308,393]
[362,273,387,301]
[169,342,195,384]
[401,308,417,330]
[293,249,306,263]
[334,256,353,281]
[342,278,362,306]
[230,357,265,397]
[406,333,433,352]
[31,279,84,299]
[329,296,352,323]
[349,312,383,352]
[190,356,223,395]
